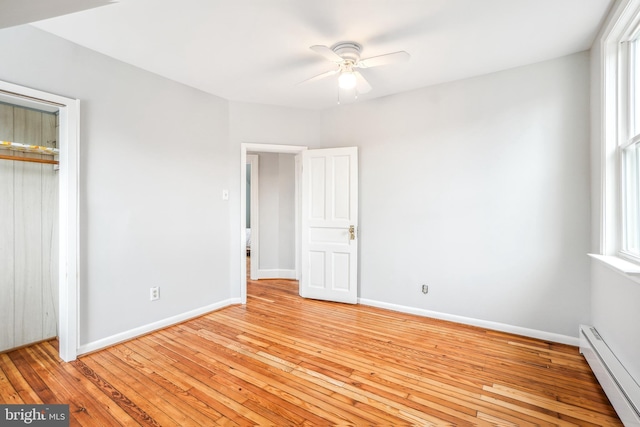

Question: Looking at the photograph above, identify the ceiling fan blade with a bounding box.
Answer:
[357,51,410,68]
[354,71,372,94]
[297,69,338,85]
[310,45,344,63]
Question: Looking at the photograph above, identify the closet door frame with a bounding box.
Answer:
[0,80,80,362]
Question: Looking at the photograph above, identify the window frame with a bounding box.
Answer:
[597,0,640,276]
[620,35,640,262]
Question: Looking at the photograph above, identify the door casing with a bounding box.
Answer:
[240,143,306,304]
[0,80,80,362]
[246,154,259,280]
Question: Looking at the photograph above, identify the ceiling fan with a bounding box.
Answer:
[300,42,410,94]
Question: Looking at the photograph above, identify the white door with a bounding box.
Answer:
[300,147,358,303]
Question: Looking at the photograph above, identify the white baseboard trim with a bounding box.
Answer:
[77,298,241,356]
[358,298,579,346]
[256,269,297,280]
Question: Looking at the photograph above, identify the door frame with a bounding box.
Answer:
[246,154,259,280]
[240,143,306,304]
[0,80,80,361]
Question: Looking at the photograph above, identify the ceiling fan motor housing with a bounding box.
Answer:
[332,42,362,61]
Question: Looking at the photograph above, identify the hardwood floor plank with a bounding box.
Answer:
[186,329,406,425]
[480,392,582,426]
[87,351,184,426]
[8,348,57,403]
[28,344,127,426]
[0,273,624,426]
[152,327,381,425]
[121,340,235,426]
[144,333,281,426]
[484,383,624,426]
[104,345,218,427]
[186,327,410,425]
[0,356,25,404]
[116,341,231,426]
[20,345,116,426]
[0,353,43,405]
[71,358,160,426]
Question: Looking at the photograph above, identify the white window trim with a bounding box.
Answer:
[593,0,640,283]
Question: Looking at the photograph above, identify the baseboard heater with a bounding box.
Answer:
[580,325,640,426]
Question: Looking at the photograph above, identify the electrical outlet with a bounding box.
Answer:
[421,284,428,294]
[150,286,160,301]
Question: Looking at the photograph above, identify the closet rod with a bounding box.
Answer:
[1,140,59,155]
[0,154,59,165]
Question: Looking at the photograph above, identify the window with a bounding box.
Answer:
[598,0,640,271]
[621,36,640,261]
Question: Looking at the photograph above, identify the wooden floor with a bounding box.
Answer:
[0,274,623,426]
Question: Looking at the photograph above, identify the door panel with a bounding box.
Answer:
[301,147,358,304]
[332,154,352,220]
[309,156,326,219]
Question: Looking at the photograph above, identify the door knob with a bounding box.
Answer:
[349,225,355,240]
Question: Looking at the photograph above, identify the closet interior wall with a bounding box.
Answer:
[0,102,59,352]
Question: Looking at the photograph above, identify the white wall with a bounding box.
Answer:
[228,101,321,295]
[590,4,640,383]
[590,262,640,382]
[320,52,591,339]
[0,24,597,352]
[0,25,232,347]
[257,153,295,273]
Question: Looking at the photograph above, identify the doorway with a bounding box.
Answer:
[240,143,306,304]
[246,152,298,281]
[0,80,79,361]
[0,102,59,353]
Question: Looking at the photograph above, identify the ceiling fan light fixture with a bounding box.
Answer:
[338,71,357,90]
[304,41,409,96]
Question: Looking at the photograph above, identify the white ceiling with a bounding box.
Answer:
[6,0,614,109]
[0,0,112,29]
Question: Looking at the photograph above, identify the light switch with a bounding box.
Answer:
[222,189,229,201]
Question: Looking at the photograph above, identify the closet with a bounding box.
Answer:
[0,102,59,353]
